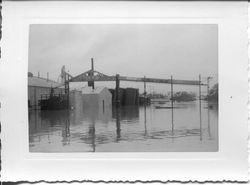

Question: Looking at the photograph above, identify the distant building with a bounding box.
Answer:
[81,86,112,110]
[28,73,64,109]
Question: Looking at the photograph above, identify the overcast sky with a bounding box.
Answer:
[28,24,218,93]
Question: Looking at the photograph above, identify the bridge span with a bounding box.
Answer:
[58,58,210,109]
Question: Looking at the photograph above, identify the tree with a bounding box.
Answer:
[171,91,196,102]
[206,83,218,102]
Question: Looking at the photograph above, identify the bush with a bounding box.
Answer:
[171,91,196,102]
[206,83,218,102]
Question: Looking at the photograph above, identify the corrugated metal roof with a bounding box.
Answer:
[82,86,107,94]
[28,76,63,88]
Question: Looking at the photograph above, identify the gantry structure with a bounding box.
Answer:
[60,58,207,106]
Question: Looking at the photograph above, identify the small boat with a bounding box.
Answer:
[155,105,184,109]
[155,106,174,109]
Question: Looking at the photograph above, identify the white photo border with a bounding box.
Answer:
[1,1,248,182]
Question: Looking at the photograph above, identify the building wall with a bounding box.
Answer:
[124,88,139,105]
[82,88,112,110]
[82,88,112,123]
[82,94,99,108]
[98,88,112,109]
[69,90,83,110]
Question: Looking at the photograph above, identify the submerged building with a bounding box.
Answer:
[69,87,112,123]
[81,86,112,109]
[109,88,139,106]
[28,73,64,109]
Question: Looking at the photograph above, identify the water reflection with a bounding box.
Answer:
[61,111,70,146]
[29,101,218,152]
[207,105,211,139]
[144,105,148,136]
[112,106,139,121]
[116,107,121,141]
[88,123,96,152]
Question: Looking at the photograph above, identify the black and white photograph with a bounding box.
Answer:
[28,24,218,152]
[1,0,248,181]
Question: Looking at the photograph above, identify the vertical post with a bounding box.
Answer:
[144,76,146,98]
[115,74,120,107]
[144,76,147,104]
[116,108,121,140]
[102,100,105,113]
[64,73,70,109]
[143,76,147,135]
[144,103,147,136]
[89,122,96,152]
[64,74,67,94]
[67,74,70,109]
[199,74,202,140]
[91,58,95,90]
[171,75,174,133]
[207,102,211,138]
[91,58,94,71]
[115,74,121,140]
[47,72,49,82]
[65,110,70,138]
[64,78,67,109]
[207,77,211,138]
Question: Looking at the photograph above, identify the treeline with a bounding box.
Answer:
[170,83,218,102]
[142,83,218,103]
[171,92,196,102]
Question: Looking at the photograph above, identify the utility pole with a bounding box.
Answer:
[207,76,212,138]
[144,76,147,135]
[64,73,70,109]
[115,74,120,107]
[199,74,202,141]
[88,58,95,89]
[91,58,95,89]
[171,75,174,133]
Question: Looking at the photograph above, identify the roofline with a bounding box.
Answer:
[28,85,64,88]
[28,76,59,84]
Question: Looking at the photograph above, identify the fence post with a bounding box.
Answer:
[199,74,202,140]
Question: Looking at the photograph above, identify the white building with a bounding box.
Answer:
[81,86,112,110]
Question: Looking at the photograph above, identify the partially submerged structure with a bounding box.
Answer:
[29,58,207,111]
[28,73,64,109]
[109,88,139,106]
[81,86,112,110]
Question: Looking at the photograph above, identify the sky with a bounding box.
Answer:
[28,24,218,94]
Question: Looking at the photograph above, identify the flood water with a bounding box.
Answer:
[29,101,218,152]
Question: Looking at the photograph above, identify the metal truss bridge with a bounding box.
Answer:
[58,58,210,110]
[62,58,207,86]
